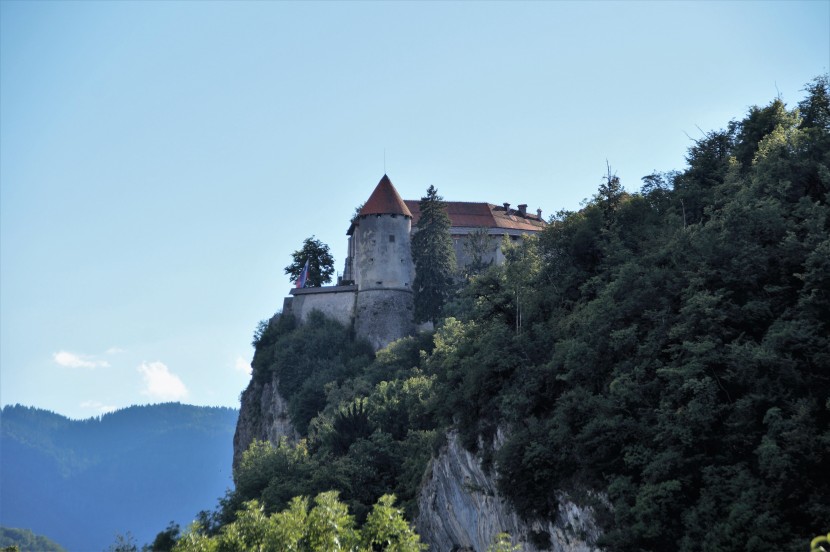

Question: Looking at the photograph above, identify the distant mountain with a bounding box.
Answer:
[0,403,238,552]
[0,526,67,552]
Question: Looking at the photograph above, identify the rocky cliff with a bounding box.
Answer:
[416,431,603,552]
[232,372,299,472]
[233,381,604,551]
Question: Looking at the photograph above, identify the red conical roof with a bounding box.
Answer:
[359,174,412,217]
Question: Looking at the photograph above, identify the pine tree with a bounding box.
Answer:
[411,185,456,324]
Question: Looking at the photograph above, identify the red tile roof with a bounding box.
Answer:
[404,200,546,232]
[359,175,412,217]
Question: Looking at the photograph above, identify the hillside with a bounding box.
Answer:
[0,403,238,552]
[217,76,830,552]
[0,527,67,552]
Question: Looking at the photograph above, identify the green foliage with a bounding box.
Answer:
[411,185,457,324]
[107,532,138,552]
[461,226,494,279]
[226,326,440,527]
[232,439,315,518]
[812,534,830,552]
[486,533,520,552]
[0,528,66,552]
[421,76,830,551]
[170,524,217,552]
[149,522,180,552]
[361,494,425,551]
[201,75,830,552]
[325,399,374,455]
[249,311,373,433]
[351,203,365,225]
[174,493,423,552]
[251,319,270,348]
[285,236,335,288]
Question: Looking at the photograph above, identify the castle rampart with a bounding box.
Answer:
[288,285,357,328]
[284,174,546,351]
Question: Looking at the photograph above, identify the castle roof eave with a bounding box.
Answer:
[404,200,546,232]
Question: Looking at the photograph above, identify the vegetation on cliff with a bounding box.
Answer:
[173,493,424,552]
[226,321,438,526]
[432,75,830,551]
[197,75,828,552]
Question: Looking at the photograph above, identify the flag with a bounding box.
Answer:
[296,259,309,288]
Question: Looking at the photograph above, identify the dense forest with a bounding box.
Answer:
[176,76,829,552]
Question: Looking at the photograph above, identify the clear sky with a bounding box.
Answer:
[1,0,828,420]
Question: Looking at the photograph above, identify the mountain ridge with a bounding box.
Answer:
[1,402,239,552]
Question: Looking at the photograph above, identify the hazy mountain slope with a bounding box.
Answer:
[0,526,67,552]
[0,403,238,552]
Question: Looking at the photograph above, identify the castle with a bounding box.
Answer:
[284,175,546,350]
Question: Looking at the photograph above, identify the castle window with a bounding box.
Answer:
[389,235,395,243]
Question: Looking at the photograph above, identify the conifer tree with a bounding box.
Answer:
[411,185,456,324]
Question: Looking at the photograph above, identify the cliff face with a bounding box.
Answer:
[233,382,604,551]
[416,431,603,552]
[232,341,604,551]
[232,372,299,472]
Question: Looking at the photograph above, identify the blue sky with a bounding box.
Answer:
[1,0,828,420]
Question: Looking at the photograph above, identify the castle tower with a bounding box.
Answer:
[353,175,416,350]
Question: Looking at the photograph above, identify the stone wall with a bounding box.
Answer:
[450,228,536,270]
[354,214,414,292]
[289,285,357,328]
[354,289,415,350]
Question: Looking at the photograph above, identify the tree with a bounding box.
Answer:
[799,74,830,131]
[106,533,138,552]
[149,522,180,551]
[172,493,423,552]
[596,162,624,228]
[285,236,335,288]
[0,528,65,552]
[462,226,493,279]
[350,202,365,225]
[361,494,426,551]
[487,533,520,552]
[411,185,456,324]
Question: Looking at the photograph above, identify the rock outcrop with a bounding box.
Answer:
[416,431,603,552]
[232,372,299,472]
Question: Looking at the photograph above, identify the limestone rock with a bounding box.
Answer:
[232,371,300,473]
[416,431,603,552]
